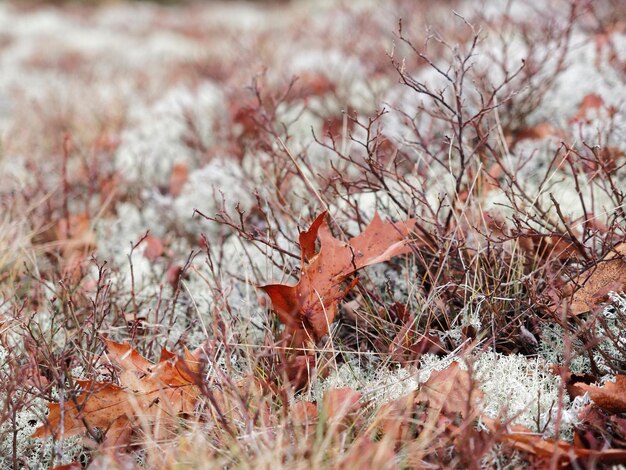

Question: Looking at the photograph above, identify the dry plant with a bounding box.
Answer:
[1,0,626,468]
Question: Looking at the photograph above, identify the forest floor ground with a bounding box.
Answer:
[1,0,626,468]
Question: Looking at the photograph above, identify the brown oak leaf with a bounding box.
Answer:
[261,212,418,342]
[33,340,201,447]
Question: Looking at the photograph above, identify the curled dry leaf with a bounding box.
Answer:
[290,400,318,427]
[417,362,481,417]
[33,340,201,447]
[321,387,362,423]
[371,390,421,443]
[280,353,317,391]
[517,232,581,262]
[371,363,479,446]
[569,242,626,315]
[389,326,445,364]
[484,417,626,467]
[298,211,327,263]
[572,375,626,414]
[289,388,361,431]
[261,212,419,342]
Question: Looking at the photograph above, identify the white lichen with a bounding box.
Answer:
[472,351,567,436]
[539,292,626,376]
[173,158,255,237]
[314,350,567,437]
[115,83,224,187]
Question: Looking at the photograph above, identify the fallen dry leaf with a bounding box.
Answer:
[34,340,201,447]
[288,388,362,433]
[169,162,189,197]
[572,375,626,414]
[261,212,418,342]
[569,242,626,315]
[381,363,626,466]
[41,213,96,279]
[289,388,361,431]
[336,434,398,470]
[417,362,481,417]
[582,146,626,173]
[298,211,327,263]
[484,417,626,467]
[208,376,272,428]
[517,232,581,262]
[276,346,317,390]
[50,464,82,470]
[389,325,445,364]
[371,362,480,447]
[509,122,560,147]
[321,387,362,423]
[569,93,605,123]
[371,390,421,443]
[573,404,615,451]
[290,400,318,427]
[142,234,165,262]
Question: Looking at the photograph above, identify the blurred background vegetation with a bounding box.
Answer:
[15,0,284,4]
[19,0,196,4]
